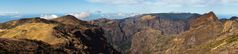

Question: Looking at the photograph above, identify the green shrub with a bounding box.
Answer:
[0,49,6,54]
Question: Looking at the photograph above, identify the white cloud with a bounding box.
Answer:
[0,12,19,16]
[68,12,91,19]
[0,11,22,18]
[221,0,238,4]
[40,14,58,19]
[87,0,238,7]
[87,0,146,5]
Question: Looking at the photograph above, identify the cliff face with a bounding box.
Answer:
[90,13,200,52]
[179,17,238,54]
[130,28,173,54]
[129,12,238,54]
[166,11,224,54]
[0,15,120,54]
[91,12,238,54]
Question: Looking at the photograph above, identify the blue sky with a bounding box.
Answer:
[0,0,238,17]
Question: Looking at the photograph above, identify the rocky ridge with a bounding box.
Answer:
[0,15,120,54]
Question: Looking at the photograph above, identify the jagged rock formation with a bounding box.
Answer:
[0,15,120,54]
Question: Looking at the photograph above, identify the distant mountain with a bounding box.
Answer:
[0,13,133,23]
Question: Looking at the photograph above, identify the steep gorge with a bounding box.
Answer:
[91,11,238,54]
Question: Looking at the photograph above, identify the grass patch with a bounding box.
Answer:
[193,34,238,53]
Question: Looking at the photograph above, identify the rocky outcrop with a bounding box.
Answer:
[0,38,66,54]
[130,28,173,54]
[189,11,221,29]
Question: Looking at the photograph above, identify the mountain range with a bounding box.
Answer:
[0,11,238,54]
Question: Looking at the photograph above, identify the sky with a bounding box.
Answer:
[0,0,238,18]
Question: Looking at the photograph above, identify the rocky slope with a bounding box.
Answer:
[130,12,238,54]
[0,15,120,54]
[91,11,238,54]
[166,11,224,54]
[1,11,238,54]
[90,13,200,52]
[130,28,173,54]
[0,38,65,54]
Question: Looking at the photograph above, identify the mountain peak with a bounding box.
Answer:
[55,15,78,20]
[52,15,87,25]
[140,15,156,21]
[208,11,215,15]
[230,16,238,20]
[189,11,220,29]
[195,11,219,21]
[206,11,218,20]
